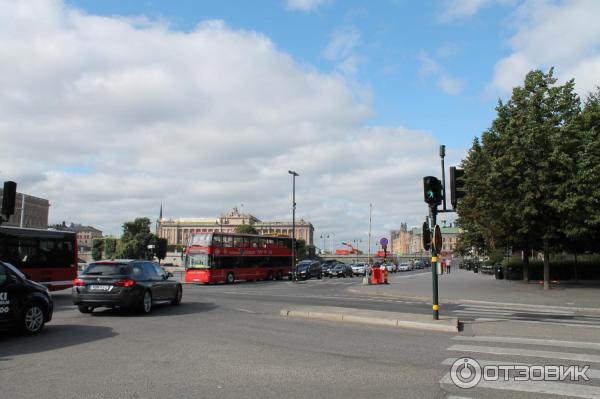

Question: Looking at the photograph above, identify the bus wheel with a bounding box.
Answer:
[267,270,273,281]
[226,272,235,284]
[276,270,283,280]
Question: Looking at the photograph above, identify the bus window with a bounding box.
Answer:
[245,237,258,248]
[265,238,275,248]
[212,235,222,246]
[18,238,37,268]
[222,236,233,248]
[233,236,243,248]
[258,238,266,248]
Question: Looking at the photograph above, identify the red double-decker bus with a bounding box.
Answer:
[0,225,78,290]
[184,232,293,284]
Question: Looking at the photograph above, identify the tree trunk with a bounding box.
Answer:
[543,240,550,290]
[574,252,578,283]
[522,248,529,283]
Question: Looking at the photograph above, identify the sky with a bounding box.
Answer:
[0,0,599,252]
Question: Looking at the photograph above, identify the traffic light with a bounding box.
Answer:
[1,181,17,220]
[423,176,442,207]
[422,222,431,251]
[449,167,465,209]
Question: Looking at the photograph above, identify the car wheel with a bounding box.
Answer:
[226,272,235,284]
[78,305,93,314]
[139,290,152,314]
[21,303,46,334]
[171,285,182,306]
[267,270,273,281]
[317,273,322,279]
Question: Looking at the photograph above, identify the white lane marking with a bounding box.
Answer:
[441,358,600,380]
[457,305,575,316]
[507,319,600,329]
[453,309,515,316]
[448,344,600,364]
[540,318,600,326]
[440,372,600,399]
[452,336,600,351]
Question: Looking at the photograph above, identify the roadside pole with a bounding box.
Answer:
[429,207,439,320]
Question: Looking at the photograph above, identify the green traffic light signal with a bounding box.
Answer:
[423,176,442,207]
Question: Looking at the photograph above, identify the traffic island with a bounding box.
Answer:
[280,306,460,333]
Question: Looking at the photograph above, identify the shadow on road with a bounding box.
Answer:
[87,301,218,318]
[0,324,117,358]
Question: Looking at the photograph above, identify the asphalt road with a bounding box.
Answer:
[2,269,599,399]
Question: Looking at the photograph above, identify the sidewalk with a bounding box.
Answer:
[348,268,600,313]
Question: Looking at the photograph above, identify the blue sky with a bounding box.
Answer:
[66,0,515,150]
[2,0,599,244]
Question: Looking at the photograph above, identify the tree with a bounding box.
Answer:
[457,69,582,289]
[92,238,104,261]
[234,224,258,234]
[155,237,168,264]
[116,217,155,260]
[104,238,117,259]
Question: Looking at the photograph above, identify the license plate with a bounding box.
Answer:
[89,285,111,291]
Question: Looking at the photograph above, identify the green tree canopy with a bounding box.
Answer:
[234,224,258,234]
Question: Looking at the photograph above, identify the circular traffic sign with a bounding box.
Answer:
[380,237,388,246]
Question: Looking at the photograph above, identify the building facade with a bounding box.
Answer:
[0,189,49,229]
[157,207,314,246]
[50,222,103,251]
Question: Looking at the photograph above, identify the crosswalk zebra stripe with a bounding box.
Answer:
[506,319,600,329]
[448,344,600,364]
[441,357,600,379]
[440,372,600,399]
[451,336,600,351]
[452,309,515,316]
[456,305,575,315]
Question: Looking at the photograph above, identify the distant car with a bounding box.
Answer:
[321,262,337,277]
[351,262,367,276]
[383,263,397,273]
[0,261,53,334]
[329,263,351,278]
[413,261,423,269]
[292,260,322,280]
[72,260,183,314]
[398,262,412,272]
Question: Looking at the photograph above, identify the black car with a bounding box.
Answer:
[321,261,337,277]
[329,263,352,278]
[0,260,53,334]
[291,260,322,280]
[72,260,183,314]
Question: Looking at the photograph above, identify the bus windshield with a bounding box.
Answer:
[186,253,210,269]
[188,233,213,247]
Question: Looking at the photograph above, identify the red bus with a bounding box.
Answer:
[184,232,293,284]
[0,225,78,291]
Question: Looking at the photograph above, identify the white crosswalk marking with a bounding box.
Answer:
[440,335,600,398]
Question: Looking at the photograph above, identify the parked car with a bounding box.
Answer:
[383,263,397,273]
[0,260,53,334]
[292,260,322,280]
[329,263,352,278]
[72,260,183,314]
[413,260,423,269]
[321,261,337,277]
[398,262,412,272]
[77,258,88,272]
[351,262,367,276]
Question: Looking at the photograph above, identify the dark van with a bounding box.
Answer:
[0,260,53,334]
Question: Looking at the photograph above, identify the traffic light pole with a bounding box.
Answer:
[429,205,439,320]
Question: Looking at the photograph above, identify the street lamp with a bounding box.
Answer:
[320,233,329,255]
[288,171,299,278]
[352,239,362,263]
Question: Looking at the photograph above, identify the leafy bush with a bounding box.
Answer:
[504,257,600,280]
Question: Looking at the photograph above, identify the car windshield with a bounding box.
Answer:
[296,262,311,270]
[83,263,131,276]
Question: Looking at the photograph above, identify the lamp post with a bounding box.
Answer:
[320,233,329,255]
[353,239,362,263]
[288,170,299,278]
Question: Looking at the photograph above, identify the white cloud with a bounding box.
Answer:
[0,0,443,247]
[438,0,495,21]
[324,27,362,75]
[490,0,600,95]
[285,0,333,12]
[417,51,465,95]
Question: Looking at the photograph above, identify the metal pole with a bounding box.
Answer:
[19,194,25,227]
[368,204,372,266]
[288,171,299,278]
[430,207,439,320]
[440,145,446,212]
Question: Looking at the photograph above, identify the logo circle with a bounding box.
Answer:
[450,357,482,389]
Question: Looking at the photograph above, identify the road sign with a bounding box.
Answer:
[380,237,388,249]
[433,225,442,252]
[422,222,431,251]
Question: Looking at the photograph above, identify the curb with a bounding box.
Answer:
[280,309,459,333]
[346,287,600,314]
